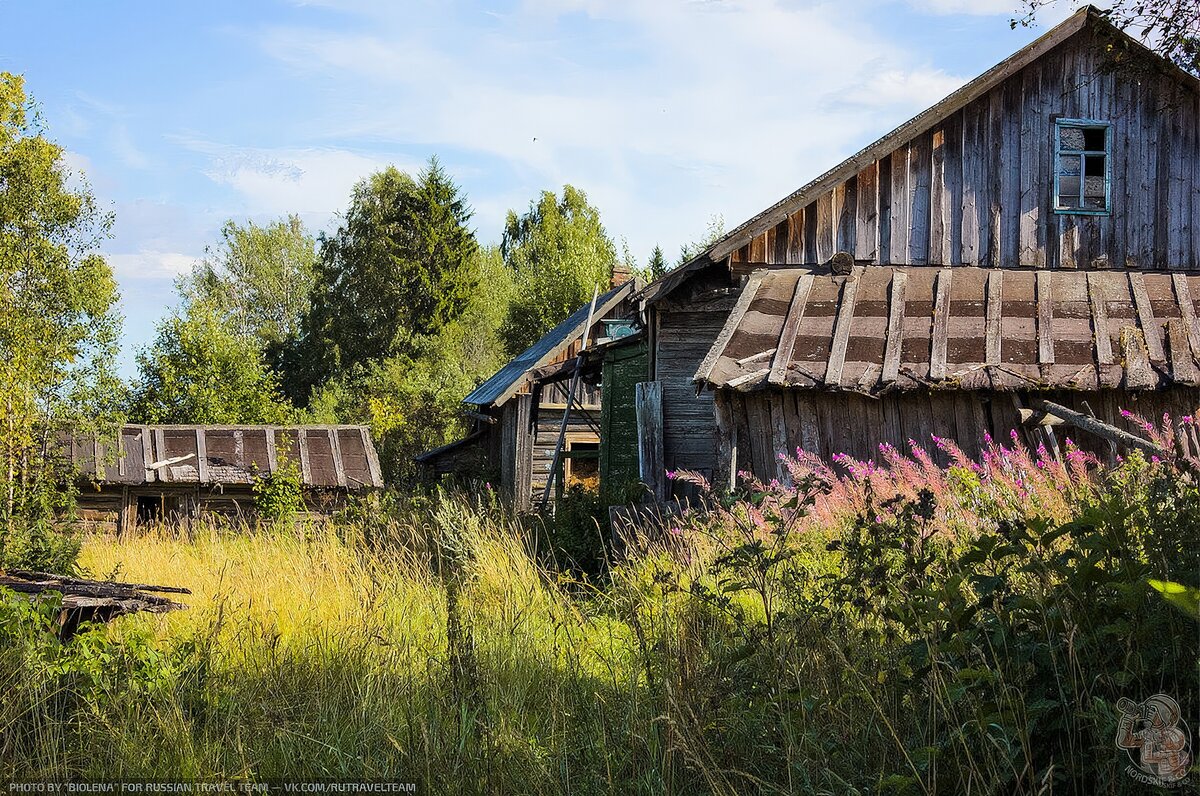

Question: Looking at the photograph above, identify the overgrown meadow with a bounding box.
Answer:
[2,422,1198,794]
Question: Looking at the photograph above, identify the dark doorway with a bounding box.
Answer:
[136,495,164,525]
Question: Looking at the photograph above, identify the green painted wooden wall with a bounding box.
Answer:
[599,338,647,507]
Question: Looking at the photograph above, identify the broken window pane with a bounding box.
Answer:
[1059,126,1086,151]
[1056,120,1109,213]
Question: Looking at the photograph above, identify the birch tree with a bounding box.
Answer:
[0,73,121,568]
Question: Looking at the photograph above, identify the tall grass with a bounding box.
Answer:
[1,424,1197,793]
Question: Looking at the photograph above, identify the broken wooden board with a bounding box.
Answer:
[0,569,190,639]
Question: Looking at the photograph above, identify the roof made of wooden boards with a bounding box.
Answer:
[65,425,384,489]
[696,266,1200,394]
[463,279,641,409]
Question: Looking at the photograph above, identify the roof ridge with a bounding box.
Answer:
[639,6,1197,306]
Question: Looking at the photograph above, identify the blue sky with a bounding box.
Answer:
[1,0,1079,378]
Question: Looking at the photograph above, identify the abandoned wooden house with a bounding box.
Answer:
[635,6,1200,495]
[65,425,383,532]
[422,7,1200,509]
[416,277,641,510]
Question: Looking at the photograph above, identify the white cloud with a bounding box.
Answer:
[176,139,414,217]
[106,250,198,281]
[906,0,1018,14]
[828,64,967,111]
[251,0,979,255]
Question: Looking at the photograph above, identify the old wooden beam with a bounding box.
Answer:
[464,409,498,425]
[1167,319,1199,385]
[930,268,953,380]
[985,269,1003,365]
[1172,273,1200,354]
[695,270,766,384]
[727,367,771,390]
[195,428,209,484]
[1129,272,1165,361]
[1121,326,1156,389]
[768,273,815,386]
[266,428,279,473]
[1034,399,1162,456]
[825,266,864,387]
[154,428,167,481]
[1037,270,1055,365]
[297,429,312,484]
[1087,272,1114,365]
[140,426,155,483]
[882,270,907,383]
[329,428,347,488]
[359,426,383,487]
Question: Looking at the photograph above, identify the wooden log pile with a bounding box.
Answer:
[0,569,190,638]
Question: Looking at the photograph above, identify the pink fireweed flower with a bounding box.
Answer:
[665,470,677,480]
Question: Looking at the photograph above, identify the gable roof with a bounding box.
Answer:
[697,265,1200,394]
[463,279,641,408]
[640,6,1200,306]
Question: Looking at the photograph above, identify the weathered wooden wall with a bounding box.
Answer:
[530,405,600,503]
[651,265,739,496]
[716,387,1200,484]
[76,485,349,534]
[730,29,1199,271]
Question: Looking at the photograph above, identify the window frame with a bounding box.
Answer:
[1053,117,1112,216]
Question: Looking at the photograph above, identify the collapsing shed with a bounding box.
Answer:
[417,279,641,511]
[66,425,383,532]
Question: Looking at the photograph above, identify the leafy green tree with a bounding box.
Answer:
[180,215,317,349]
[0,73,122,569]
[130,301,293,425]
[500,185,616,355]
[301,158,479,387]
[305,246,515,484]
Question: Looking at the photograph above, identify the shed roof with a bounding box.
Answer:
[65,425,383,489]
[463,280,640,408]
[639,6,1199,307]
[697,266,1200,394]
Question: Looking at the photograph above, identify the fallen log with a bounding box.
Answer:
[0,569,190,639]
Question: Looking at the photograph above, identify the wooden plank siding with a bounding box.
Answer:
[726,30,1199,272]
[723,387,1200,481]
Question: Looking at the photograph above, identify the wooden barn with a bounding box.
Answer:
[632,7,1200,495]
[417,278,641,510]
[66,424,383,532]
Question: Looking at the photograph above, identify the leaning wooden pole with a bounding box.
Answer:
[1034,399,1163,456]
[539,286,600,512]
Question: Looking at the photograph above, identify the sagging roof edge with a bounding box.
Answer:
[635,6,1200,309]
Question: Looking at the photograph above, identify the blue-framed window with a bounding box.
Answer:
[1054,118,1111,214]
